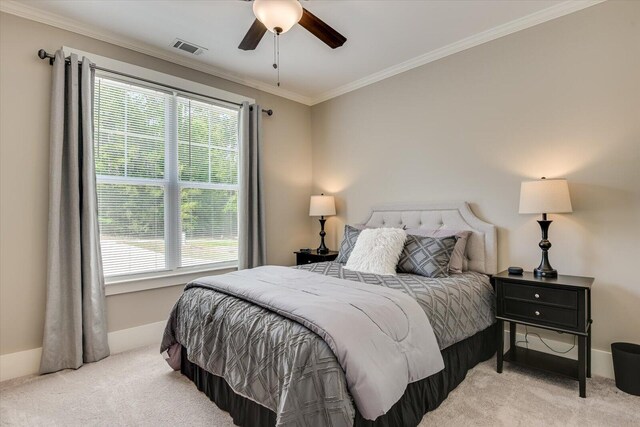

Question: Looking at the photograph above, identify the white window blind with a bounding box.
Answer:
[94,76,239,279]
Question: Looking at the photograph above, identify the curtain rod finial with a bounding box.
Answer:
[37,49,55,65]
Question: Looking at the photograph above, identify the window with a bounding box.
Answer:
[94,76,239,279]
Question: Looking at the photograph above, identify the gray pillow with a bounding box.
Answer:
[405,229,471,274]
[397,235,457,278]
[335,225,362,264]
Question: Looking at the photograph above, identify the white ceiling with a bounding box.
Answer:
[5,0,602,105]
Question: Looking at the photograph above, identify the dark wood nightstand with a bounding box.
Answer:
[494,270,594,398]
[294,250,339,266]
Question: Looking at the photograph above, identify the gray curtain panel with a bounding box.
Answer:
[40,50,110,374]
[238,102,266,269]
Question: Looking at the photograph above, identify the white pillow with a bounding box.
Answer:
[345,228,407,276]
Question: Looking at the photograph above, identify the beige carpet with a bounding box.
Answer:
[1,345,638,426]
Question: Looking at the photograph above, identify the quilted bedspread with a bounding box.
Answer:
[161,262,494,426]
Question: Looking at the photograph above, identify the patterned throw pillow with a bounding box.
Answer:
[397,235,457,278]
[405,229,472,273]
[335,225,362,264]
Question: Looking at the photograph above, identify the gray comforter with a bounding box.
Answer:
[172,266,443,420]
[161,262,494,426]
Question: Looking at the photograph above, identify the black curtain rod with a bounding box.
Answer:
[37,49,273,116]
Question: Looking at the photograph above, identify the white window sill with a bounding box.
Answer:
[104,264,238,296]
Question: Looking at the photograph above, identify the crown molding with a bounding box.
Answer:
[0,0,314,106]
[308,0,606,105]
[1,0,606,107]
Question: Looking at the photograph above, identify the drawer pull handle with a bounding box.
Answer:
[535,310,540,316]
[534,293,540,299]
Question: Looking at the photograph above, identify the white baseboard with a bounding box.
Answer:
[0,320,167,382]
[107,320,166,354]
[0,347,43,383]
[503,329,614,379]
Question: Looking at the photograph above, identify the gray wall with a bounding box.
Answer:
[0,12,313,355]
[310,0,640,352]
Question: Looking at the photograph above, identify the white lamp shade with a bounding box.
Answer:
[253,0,303,34]
[519,179,573,214]
[309,195,336,217]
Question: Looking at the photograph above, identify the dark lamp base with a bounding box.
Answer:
[534,267,558,278]
[534,217,558,278]
[316,216,329,255]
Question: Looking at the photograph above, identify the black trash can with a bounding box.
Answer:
[611,342,640,396]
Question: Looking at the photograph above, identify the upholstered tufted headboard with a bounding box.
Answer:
[358,202,497,275]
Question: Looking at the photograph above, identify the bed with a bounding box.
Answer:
[161,202,498,426]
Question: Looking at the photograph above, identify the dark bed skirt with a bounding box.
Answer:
[181,323,497,427]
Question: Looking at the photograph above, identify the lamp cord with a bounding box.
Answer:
[515,325,576,354]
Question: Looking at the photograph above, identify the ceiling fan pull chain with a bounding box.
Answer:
[272,31,277,70]
[272,30,281,87]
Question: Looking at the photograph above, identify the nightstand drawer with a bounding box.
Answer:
[503,282,577,309]
[503,299,577,329]
[294,250,339,266]
[296,253,314,265]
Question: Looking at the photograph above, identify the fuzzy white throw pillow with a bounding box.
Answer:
[345,228,407,276]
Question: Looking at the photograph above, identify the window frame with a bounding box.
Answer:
[65,47,254,293]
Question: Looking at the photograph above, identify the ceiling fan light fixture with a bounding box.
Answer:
[252,0,303,34]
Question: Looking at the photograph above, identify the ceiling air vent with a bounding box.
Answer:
[171,39,207,55]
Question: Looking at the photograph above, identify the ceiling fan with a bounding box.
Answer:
[239,0,347,51]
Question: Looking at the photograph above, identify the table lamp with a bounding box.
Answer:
[309,194,336,254]
[519,177,573,278]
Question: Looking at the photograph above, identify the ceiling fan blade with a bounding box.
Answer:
[238,19,267,51]
[299,8,346,49]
